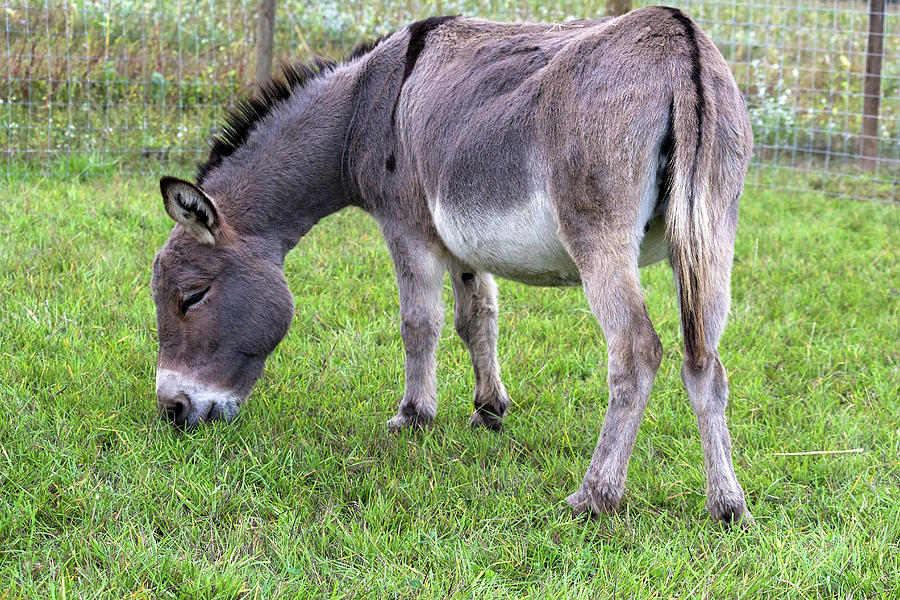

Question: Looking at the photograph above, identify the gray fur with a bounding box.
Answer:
[449,261,509,430]
[150,7,753,523]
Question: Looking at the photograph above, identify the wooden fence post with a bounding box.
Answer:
[605,0,632,17]
[861,0,884,172]
[255,0,277,88]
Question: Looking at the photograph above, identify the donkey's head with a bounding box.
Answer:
[151,177,294,428]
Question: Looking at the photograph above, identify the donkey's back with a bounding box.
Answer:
[395,10,750,289]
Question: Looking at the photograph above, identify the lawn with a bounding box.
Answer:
[0,174,898,598]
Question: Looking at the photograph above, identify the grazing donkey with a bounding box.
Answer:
[151,7,753,523]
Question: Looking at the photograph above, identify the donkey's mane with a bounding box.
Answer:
[195,35,391,186]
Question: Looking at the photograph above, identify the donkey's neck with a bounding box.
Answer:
[199,70,361,260]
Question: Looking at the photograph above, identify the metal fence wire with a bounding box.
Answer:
[2,1,898,203]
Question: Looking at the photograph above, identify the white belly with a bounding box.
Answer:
[432,193,582,286]
[638,218,668,267]
[432,195,669,287]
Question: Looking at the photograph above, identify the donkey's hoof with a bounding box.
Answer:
[707,491,752,527]
[386,412,430,431]
[470,392,509,431]
[468,409,504,431]
[566,483,622,516]
[566,489,592,516]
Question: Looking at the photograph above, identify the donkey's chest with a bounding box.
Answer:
[432,194,582,286]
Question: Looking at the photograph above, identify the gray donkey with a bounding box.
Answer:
[151,7,753,523]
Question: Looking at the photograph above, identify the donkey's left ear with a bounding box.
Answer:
[159,176,223,246]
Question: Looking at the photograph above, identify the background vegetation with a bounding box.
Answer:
[3,0,899,201]
[0,175,897,597]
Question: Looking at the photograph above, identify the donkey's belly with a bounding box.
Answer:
[432,194,582,286]
[638,218,668,267]
[433,195,670,285]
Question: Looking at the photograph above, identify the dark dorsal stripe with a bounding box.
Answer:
[664,7,705,217]
[402,16,458,87]
[196,35,390,187]
[392,15,458,126]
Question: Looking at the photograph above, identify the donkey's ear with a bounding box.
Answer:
[159,176,223,246]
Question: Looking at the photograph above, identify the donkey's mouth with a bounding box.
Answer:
[187,400,239,428]
[200,398,240,424]
[159,394,240,429]
[156,368,242,428]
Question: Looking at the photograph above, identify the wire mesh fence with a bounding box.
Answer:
[2,0,898,202]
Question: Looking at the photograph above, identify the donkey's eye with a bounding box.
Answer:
[180,287,210,315]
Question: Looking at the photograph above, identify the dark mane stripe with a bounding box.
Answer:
[195,58,335,186]
[195,34,391,186]
[346,32,392,63]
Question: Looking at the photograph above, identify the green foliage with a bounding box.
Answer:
[4,0,899,177]
[0,175,898,597]
[748,59,796,149]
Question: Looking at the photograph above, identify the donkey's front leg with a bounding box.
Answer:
[448,264,510,430]
[564,256,663,515]
[384,234,446,430]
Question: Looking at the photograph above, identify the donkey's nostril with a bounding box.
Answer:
[162,393,191,426]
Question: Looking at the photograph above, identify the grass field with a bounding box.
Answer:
[1,174,898,598]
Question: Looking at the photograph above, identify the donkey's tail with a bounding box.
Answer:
[664,10,718,363]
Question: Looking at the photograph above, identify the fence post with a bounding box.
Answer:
[861,0,884,171]
[605,0,632,16]
[255,0,277,88]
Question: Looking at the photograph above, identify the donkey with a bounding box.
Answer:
[151,7,753,523]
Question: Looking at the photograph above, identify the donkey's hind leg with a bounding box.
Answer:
[449,263,510,430]
[680,226,750,524]
[561,237,663,515]
[383,233,446,430]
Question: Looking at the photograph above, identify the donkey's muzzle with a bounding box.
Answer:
[159,392,191,428]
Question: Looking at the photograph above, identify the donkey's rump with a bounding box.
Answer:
[397,15,678,284]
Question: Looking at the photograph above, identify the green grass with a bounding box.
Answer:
[0,174,898,598]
